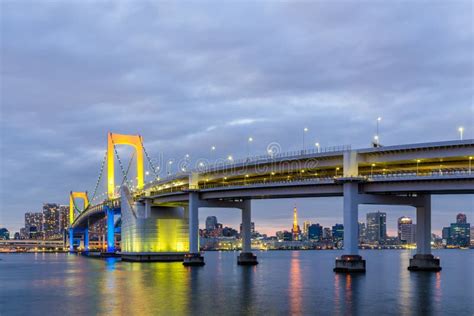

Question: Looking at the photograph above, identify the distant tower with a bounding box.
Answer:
[292,206,301,241]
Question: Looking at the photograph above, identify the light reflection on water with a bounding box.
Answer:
[0,250,472,315]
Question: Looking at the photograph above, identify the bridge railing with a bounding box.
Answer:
[367,169,472,180]
[190,144,351,174]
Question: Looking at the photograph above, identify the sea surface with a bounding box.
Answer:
[0,250,473,315]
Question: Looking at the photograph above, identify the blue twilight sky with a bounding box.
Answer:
[0,1,473,236]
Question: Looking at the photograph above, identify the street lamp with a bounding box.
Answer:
[416,159,421,175]
[374,135,379,146]
[227,155,233,162]
[458,126,464,140]
[315,142,320,153]
[469,156,472,174]
[303,127,309,153]
[371,163,375,177]
[210,146,216,162]
[247,137,253,158]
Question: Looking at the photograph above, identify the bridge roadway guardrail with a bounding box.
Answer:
[72,168,472,228]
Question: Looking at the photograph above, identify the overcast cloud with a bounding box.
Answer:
[1,1,473,235]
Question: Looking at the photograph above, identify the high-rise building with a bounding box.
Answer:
[449,213,470,247]
[303,221,312,238]
[398,216,416,244]
[332,224,344,241]
[58,205,69,232]
[25,212,43,239]
[0,228,9,240]
[308,224,323,240]
[43,203,62,240]
[470,227,474,247]
[323,227,332,239]
[358,222,366,242]
[366,211,387,244]
[456,213,467,224]
[205,216,218,231]
[291,207,301,241]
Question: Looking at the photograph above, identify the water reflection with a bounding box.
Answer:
[240,266,256,314]
[289,251,303,315]
[333,272,362,315]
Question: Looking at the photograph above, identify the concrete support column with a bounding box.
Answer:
[409,195,441,271]
[188,192,199,254]
[334,181,365,272]
[343,182,359,255]
[84,227,89,252]
[69,228,74,252]
[106,207,115,253]
[238,200,258,265]
[416,196,431,255]
[241,204,252,253]
[184,192,205,266]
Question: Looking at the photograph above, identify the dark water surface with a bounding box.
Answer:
[1,250,473,315]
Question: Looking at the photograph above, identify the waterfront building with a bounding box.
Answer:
[470,227,474,246]
[398,216,416,244]
[24,212,43,239]
[205,216,218,231]
[58,205,69,232]
[456,213,467,224]
[366,211,387,244]
[308,224,323,240]
[323,227,332,239]
[303,221,312,238]
[0,228,9,240]
[449,213,470,247]
[358,222,366,243]
[42,203,62,240]
[332,224,344,241]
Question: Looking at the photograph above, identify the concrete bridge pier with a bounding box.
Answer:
[68,228,74,252]
[84,226,89,252]
[106,206,116,253]
[334,181,366,273]
[408,195,441,271]
[183,192,205,266]
[238,200,258,265]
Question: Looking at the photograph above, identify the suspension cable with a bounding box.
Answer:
[139,136,160,178]
[90,151,107,203]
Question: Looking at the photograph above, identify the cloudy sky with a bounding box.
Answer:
[1,1,472,236]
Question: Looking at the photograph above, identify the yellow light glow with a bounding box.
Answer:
[107,132,144,198]
[69,191,89,223]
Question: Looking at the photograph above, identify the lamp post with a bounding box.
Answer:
[370,163,375,177]
[469,156,472,174]
[247,137,253,158]
[210,146,216,162]
[315,142,320,153]
[303,127,308,153]
[458,126,464,140]
[416,159,421,176]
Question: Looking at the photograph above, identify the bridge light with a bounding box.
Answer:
[271,172,275,176]
[245,174,249,177]
[224,177,227,180]
[301,170,305,173]
[228,155,233,161]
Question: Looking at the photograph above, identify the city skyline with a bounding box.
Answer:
[5,201,470,239]
[1,2,473,237]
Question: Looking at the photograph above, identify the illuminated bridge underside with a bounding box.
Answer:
[72,140,474,231]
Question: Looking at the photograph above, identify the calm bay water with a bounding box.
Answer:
[0,250,473,315]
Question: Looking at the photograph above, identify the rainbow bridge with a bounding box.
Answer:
[69,133,474,270]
